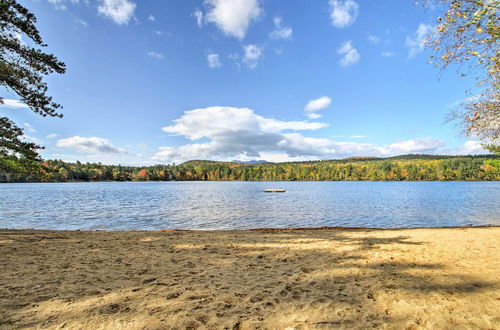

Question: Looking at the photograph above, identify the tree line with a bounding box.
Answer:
[1,155,498,183]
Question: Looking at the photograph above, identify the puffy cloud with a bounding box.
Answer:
[304,96,332,119]
[304,96,332,112]
[450,141,489,155]
[98,0,136,25]
[193,8,203,27]
[148,14,155,21]
[329,0,359,28]
[207,52,221,68]
[381,51,394,57]
[406,23,433,57]
[0,98,29,109]
[154,106,327,162]
[205,0,262,39]
[242,44,262,69]
[280,136,445,159]
[162,106,326,140]
[383,138,444,155]
[153,106,446,163]
[56,136,127,154]
[337,41,360,67]
[147,51,164,59]
[269,16,292,40]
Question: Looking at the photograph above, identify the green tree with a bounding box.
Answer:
[0,0,65,167]
[426,0,499,150]
[0,117,41,181]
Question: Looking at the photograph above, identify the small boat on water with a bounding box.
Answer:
[264,189,286,192]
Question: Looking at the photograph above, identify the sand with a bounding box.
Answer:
[0,227,499,329]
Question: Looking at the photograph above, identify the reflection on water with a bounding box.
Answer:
[1,181,499,230]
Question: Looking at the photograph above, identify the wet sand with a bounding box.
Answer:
[0,227,499,329]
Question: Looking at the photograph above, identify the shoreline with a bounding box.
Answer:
[1,226,499,329]
[2,179,500,183]
[1,224,499,233]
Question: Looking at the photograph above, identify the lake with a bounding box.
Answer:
[1,181,499,230]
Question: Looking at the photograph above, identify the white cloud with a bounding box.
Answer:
[0,98,29,109]
[255,152,319,163]
[306,113,322,120]
[47,0,80,10]
[207,52,221,68]
[154,106,327,163]
[381,51,394,57]
[205,0,262,39]
[23,122,37,133]
[350,135,367,138]
[450,141,489,155]
[406,23,433,57]
[48,0,67,10]
[269,16,292,40]
[304,96,332,119]
[304,96,332,112]
[57,136,127,154]
[46,133,61,139]
[47,152,149,166]
[337,41,360,67]
[147,51,164,59]
[163,106,326,140]
[23,135,42,144]
[193,8,203,27]
[329,0,359,28]
[98,0,136,25]
[74,17,88,26]
[384,138,444,155]
[367,34,380,44]
[152,106,448,164]
[242,44,262,69]
[148,14,155,21]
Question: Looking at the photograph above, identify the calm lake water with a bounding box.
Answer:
[1,181,499,230]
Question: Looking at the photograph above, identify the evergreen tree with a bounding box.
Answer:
[0,0,65,171]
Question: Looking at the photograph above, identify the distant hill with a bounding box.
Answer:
[180,154,492,167]
[232,160,269,164]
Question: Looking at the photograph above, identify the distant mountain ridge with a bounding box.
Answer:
[232,160,269,164]
[179,154,494,166]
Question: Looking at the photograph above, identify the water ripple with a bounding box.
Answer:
[1,181,499,230]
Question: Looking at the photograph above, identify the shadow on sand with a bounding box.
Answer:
[0,228,498,329]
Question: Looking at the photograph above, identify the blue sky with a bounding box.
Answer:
[1,0,488,165]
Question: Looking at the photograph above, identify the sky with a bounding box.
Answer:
[1,0,490,165]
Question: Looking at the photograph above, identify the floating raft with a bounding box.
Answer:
[264,189,286,193]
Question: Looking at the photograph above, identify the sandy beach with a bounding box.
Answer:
[0,227,499,329]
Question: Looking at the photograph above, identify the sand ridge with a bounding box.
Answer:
[0,227,499,329]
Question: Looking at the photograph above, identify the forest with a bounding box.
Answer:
[1,154,499,183]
